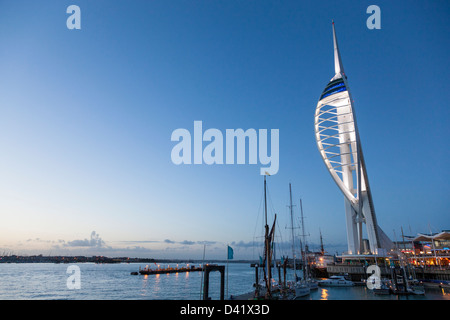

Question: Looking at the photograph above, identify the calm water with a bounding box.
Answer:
[0,262,448,300]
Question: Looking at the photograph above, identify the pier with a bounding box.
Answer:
[138,264,203,275]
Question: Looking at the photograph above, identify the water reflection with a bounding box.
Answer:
[0,263,448,300]
[320,288,329,300]
[439,287,450,300]
[152,274,161,297]
[140,274,149,297]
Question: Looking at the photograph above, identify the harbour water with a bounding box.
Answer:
[0,262,448,300]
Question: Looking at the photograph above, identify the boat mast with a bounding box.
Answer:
[300,199,309,280]
[320,229,325,255]
[264,175,271,298]
[289,183,297,281]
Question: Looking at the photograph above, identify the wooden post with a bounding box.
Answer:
[254,264,259,298]
[202,265,225,300]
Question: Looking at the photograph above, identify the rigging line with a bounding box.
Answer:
[274,217,287,258]
[264,180,277,224]
[252,236,264,261]
[253,184,265,240]
[251,184,266,260]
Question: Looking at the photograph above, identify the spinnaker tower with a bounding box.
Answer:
[314,22,393,255]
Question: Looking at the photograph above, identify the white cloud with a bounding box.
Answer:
[65,231,105,248]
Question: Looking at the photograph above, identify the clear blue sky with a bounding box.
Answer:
[0,1,448,259]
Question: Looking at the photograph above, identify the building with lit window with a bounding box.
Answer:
[397,231,450,268]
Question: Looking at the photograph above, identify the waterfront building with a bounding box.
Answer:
[398,230,450,268]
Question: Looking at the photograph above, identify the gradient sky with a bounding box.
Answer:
[0,1,448,260]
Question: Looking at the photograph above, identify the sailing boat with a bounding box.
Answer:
[288,183,310,298]
[254,174,278,299]
[299,199,319,290]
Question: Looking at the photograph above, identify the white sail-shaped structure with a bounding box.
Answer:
[314,22,393,255]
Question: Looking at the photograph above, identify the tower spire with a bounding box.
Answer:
[332,21,345,78]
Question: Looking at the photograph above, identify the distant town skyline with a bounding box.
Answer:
[0,1,448,260]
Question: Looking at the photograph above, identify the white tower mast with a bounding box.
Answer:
[314,22,393,255]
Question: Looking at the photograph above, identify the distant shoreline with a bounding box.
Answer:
[0,255,255,264]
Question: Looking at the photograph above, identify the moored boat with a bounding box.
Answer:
[318,275,354,287]
[294,282,311,298]
[304,278,319,290]
[373,281,391,295]
[407,282,425,295]
[286,183,312,300]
